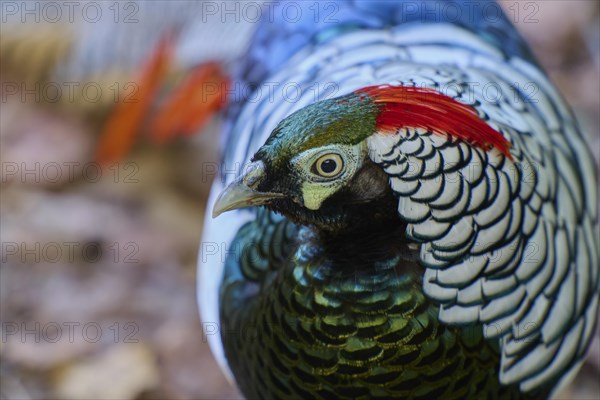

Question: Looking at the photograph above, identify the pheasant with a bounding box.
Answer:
[199,1,599,398]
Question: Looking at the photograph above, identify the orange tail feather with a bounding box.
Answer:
[150,62,229,143]
[95,35,173,164]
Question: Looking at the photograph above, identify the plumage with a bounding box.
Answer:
[199,1,598,399]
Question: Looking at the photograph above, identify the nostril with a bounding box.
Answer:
[244,173,259,188]
[242,161,265,189]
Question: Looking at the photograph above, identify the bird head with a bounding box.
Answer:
[213,85,511,233]
[213,91,396,232]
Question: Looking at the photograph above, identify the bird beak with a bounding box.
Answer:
[212,161,284,218]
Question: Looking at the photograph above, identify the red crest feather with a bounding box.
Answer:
[356,85,512,159]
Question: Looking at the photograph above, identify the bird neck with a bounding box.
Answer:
[303,218,418,275]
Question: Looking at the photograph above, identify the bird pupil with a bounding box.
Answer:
[321,159,337,173]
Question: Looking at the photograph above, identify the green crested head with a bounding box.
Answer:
[212,91,397,232]
[254,92,379,167]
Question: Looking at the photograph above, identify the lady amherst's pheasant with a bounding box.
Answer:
[199,1,599,398]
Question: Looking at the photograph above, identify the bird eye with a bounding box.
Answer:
[312,153,344,178]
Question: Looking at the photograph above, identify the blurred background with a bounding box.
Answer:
[1,1,598,399]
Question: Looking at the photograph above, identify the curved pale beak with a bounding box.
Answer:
[212,161,284,218]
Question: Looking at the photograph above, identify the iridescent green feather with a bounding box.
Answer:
[220,211,548,400]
